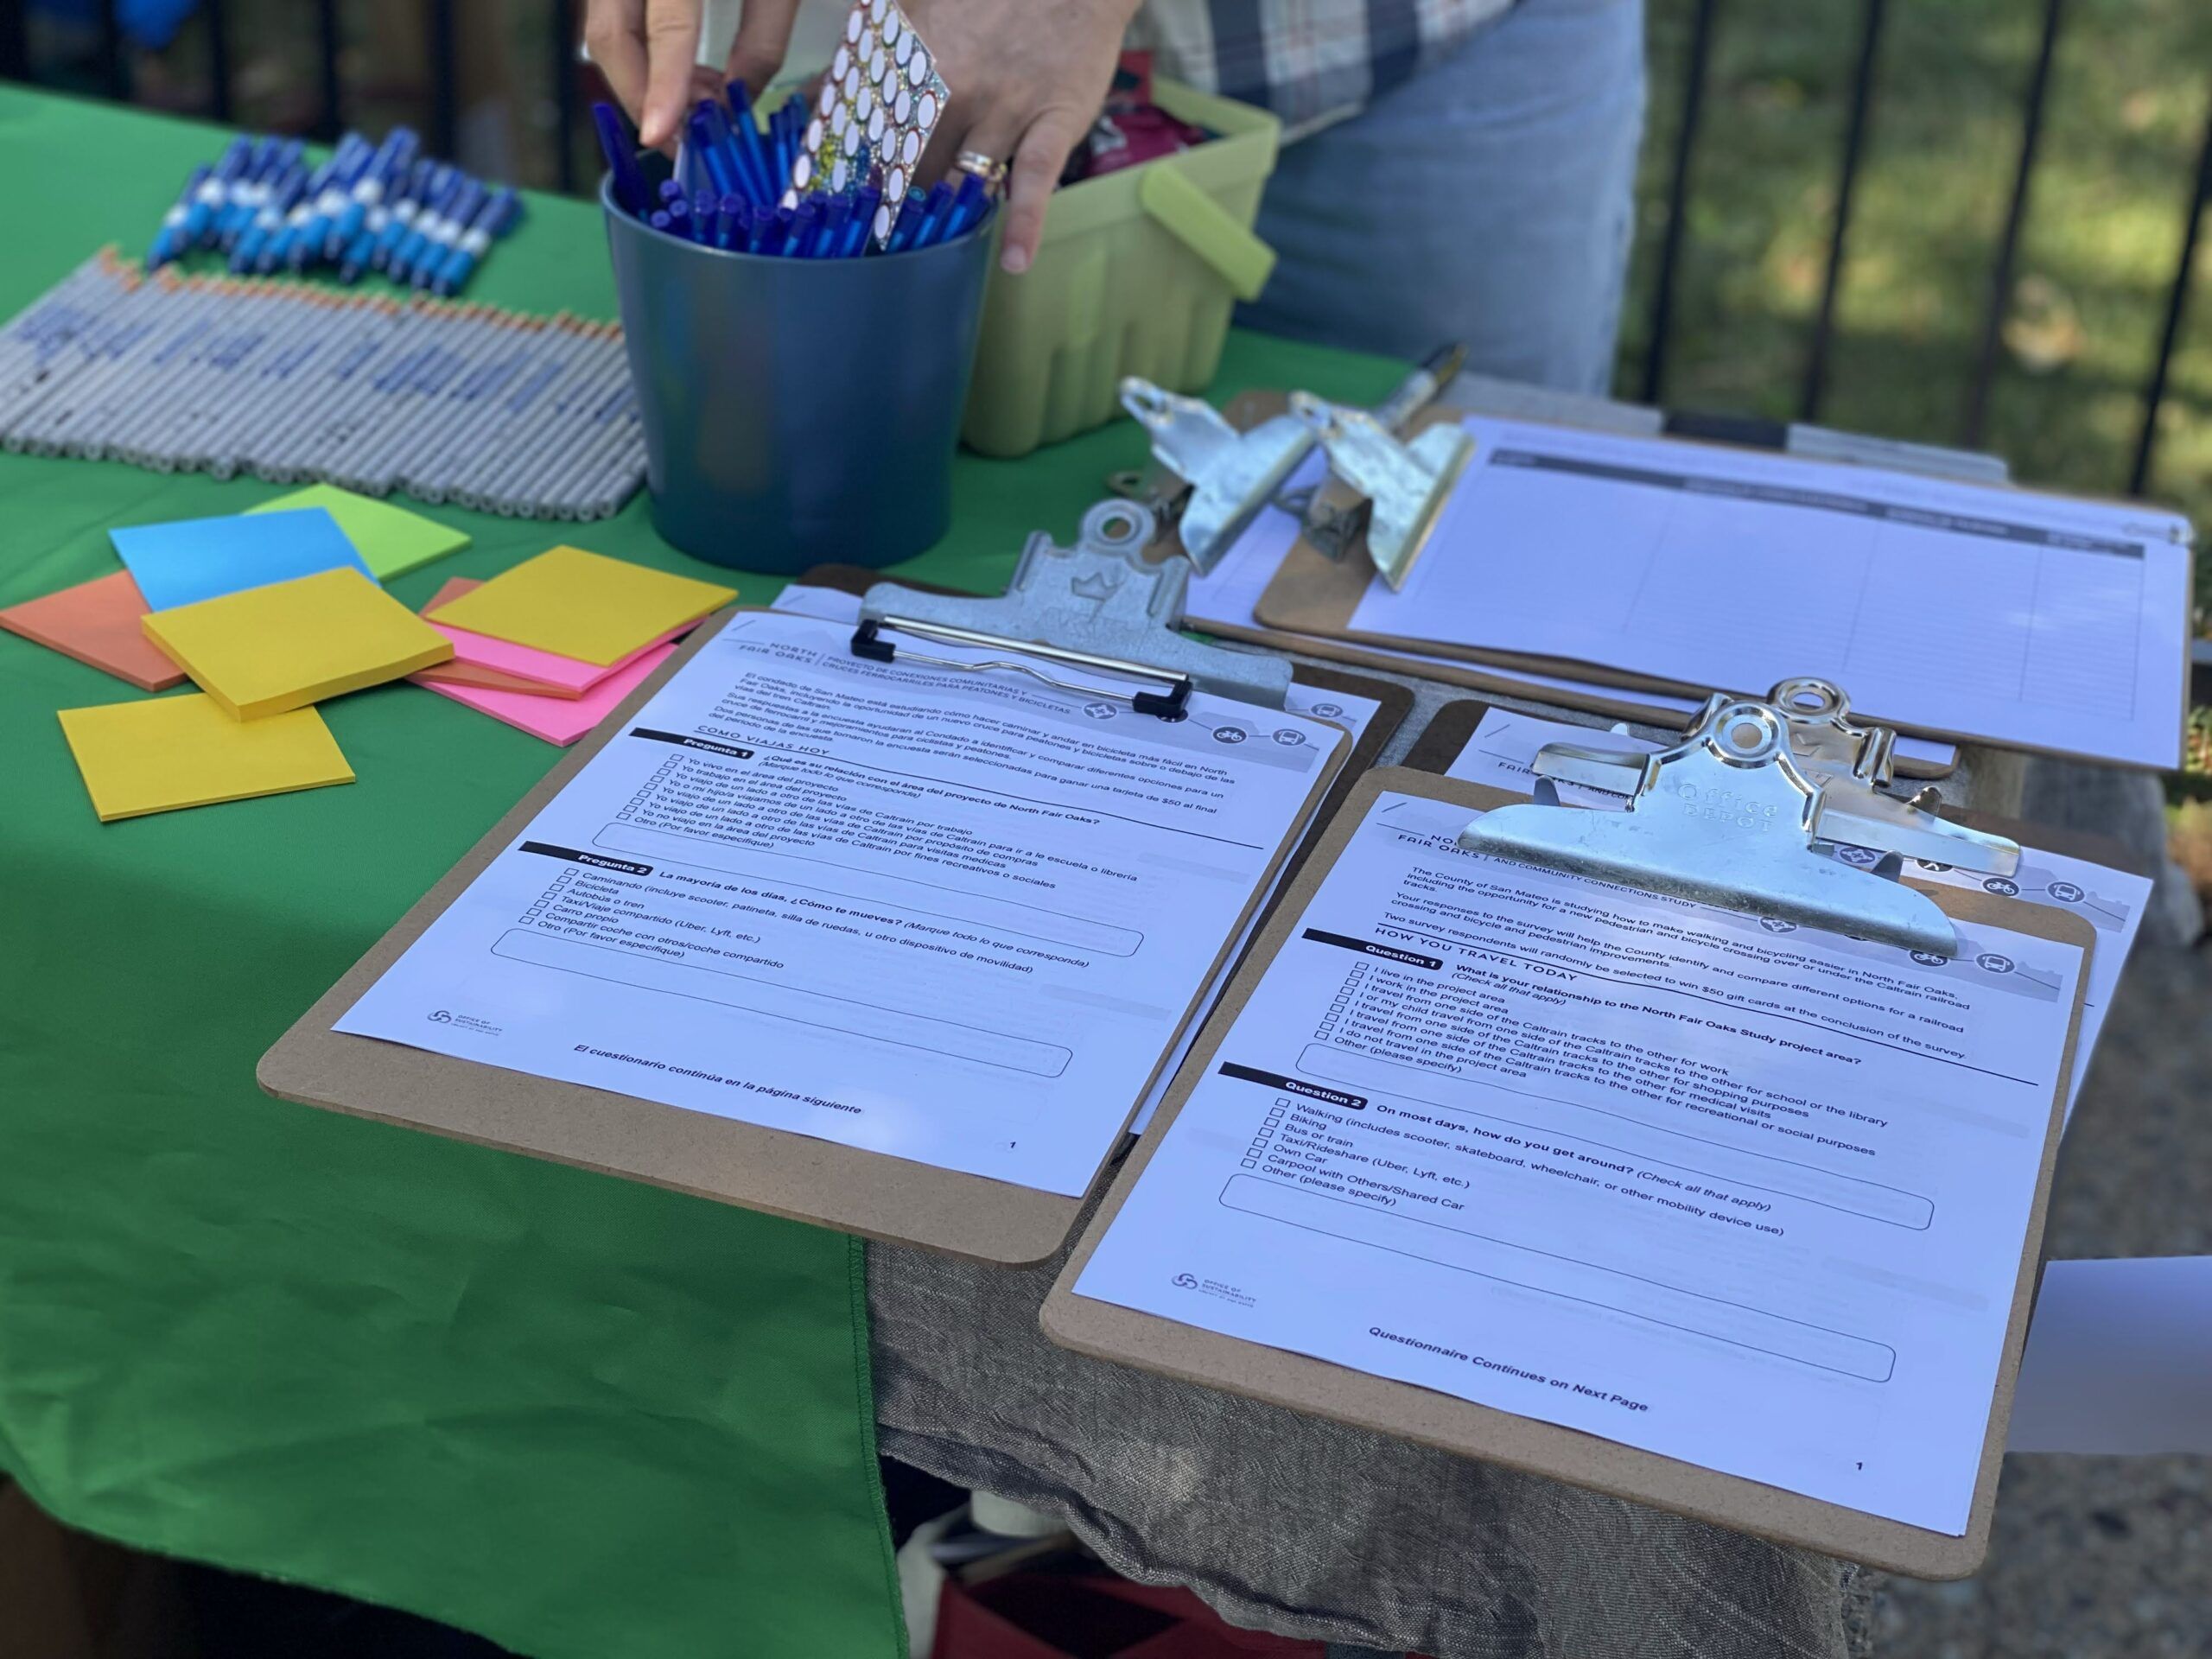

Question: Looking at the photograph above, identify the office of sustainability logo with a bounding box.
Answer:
[1171,1271,1256,1310]
[427,1009,504,1037]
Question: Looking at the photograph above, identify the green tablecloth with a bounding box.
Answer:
[0,88,1398,1658]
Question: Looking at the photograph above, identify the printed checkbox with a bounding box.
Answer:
[1241,1159,1258,1169]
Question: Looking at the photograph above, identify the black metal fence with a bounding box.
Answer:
[2,0,2205,502]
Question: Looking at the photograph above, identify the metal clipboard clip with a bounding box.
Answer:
[1288,391,1475,590]
[851,499,1293,715]
[1459,684,2021,958]
[1115,379,1317,575]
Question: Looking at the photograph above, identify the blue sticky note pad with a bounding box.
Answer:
[110,509,375,612]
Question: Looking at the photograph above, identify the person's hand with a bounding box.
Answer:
[906,0,1142,273]
[585,0,805,151]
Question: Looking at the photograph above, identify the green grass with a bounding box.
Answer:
[1620,0,2212,594]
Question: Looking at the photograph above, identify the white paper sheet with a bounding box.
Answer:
[1183,459,1958,772]
[1446,707,2148,1126]
[337,609,1342,1197]
[1075,790,2083,1534]
[1348,418,2191,766]
[2009,1257,2212,1454]
[772,583,1388,1140]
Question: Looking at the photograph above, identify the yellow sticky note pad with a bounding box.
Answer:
[428,546,735,666]
[59,695,354,822]
[247,485,471,581]
[143,567,454,720]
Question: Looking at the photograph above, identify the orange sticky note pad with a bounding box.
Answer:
[143,566,454,720]
[58,694,354,823]
[0,570,187,691]
[426,546,734,667]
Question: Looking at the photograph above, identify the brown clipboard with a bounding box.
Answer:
[1400,698,2153,878]
[1041,766,2094,1576]
[1245,409,2190,772]
[1179,396,1964,781]
[258,606,1370,1266]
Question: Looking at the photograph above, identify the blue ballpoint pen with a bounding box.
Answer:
[180,137,251,252]
[147,164,213,269]
[592,103,652,218]
[811,197,851,258]
[781,200,820,257]
[696,99,750,202]
[723,84,776,207]
[710,193,742,251]
[325,127,416,262]
[686,106,739,202]
[944,174,988,238]
[649,210,673,232]
[842,186,881,257]
[682,188,711,244]
[664,195,692,240]
[885,195,925,253]
[431,187,522,296]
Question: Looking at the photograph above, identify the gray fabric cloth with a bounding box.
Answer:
[871,1168,1873,1659]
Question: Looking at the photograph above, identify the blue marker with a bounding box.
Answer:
[270,144,355,272]
[389,168,468,284]
[353,156,429,276]
[213,137,282,251]
[592,103,651,217]
[409,175,486,288]
[373,160,450,272]
[286,132,372,269]
[431,186,522,296]
[231,162,308,272]
[324,127,417,261]
[146,164,213,269]
[179,137,251,252]
[322,128,413,262]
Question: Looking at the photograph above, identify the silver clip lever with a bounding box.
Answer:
[849,615,1192,720]
[1461,695,2015,957]
[1535,677,2020,880]
[1116,378,1315,575]
[1289,391,1475,590]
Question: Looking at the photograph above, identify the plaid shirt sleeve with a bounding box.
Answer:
[1132,0,1514,135]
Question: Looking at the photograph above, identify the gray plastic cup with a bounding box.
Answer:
[603,179,992,574]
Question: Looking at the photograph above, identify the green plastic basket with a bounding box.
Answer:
[961,80,1281,459]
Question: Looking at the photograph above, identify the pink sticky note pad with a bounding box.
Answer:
[422,643,677,746]
[422,576,690,696]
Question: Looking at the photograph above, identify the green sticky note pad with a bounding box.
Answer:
[247,486,471,581]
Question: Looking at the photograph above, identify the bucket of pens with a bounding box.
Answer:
[598,88,995,575]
